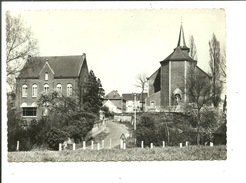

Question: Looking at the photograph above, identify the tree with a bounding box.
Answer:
[209,34,224,108]
[189,35,197,60]
[6,12,39,90]
[135,72,148,111]
[186,66,212,145]
[37,91,96,142]
[82,70,105,114]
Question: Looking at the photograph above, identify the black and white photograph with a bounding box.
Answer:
[2,1,246,183]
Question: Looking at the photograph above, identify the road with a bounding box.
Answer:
[103,119,130,149]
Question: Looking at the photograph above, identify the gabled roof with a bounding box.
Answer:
[161,46,196,63]
[122,93,148,101]
[17,54,86,78]
[104,90,122,100]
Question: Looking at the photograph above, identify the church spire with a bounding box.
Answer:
[176,22,190,53]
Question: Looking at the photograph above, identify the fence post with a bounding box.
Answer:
[16,141,19,151]
[179,143,182,148]
[83,141,86,150]
[120,139,123,149]
[123,142,126,149]
[102,140,104,149]
[141,141,144,149]
[109,138,112,149]
[186,141,188,147]
[59,143,62,151]
[97,143,100,150]
[210,142,213,147]
[91,141,94,150]
[150,143,153,149]
[72,143,76,150]
[162,141,165,148]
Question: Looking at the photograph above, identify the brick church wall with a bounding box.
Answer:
[170,61,185,105]
[160,62,169,106]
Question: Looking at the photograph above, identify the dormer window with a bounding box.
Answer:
[45,72,48,81]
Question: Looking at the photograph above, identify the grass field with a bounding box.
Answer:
[8,145,226,162]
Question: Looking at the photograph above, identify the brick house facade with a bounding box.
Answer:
[146,24,210,112]
[16,53,89,120]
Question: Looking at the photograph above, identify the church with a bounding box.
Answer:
[145,24,210,112]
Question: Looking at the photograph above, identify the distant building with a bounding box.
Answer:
[15,54,89,120]
[122,93,148,112]
[145,24,210,112]
[103,90,126,113]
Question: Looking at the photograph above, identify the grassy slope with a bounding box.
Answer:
[8,145,226,162]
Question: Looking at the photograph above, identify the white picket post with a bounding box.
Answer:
[141,141,144,149]
[83,141,86,150]
[97,143,100,150]
[210,142,213,147]
[123,142,126,149]
[72,143,76,150]
[120,139,123,149]
[186,141,188,147]
[150,143,153,149]
[59,143,62,151]
[180,143,182,148]
[109,138,112,149]
[16,141,19,151]
[102,140,104,149]
[163,141,165,148]
[91,141,94,150]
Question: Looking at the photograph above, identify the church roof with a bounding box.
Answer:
[161,46,195,62]
[160,24,196,63]
[18,54,87,78]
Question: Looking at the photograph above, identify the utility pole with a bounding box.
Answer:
[134,93,137,130]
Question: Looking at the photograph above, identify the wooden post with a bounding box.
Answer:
[83,141,86,150]
[97,143,100,150]
[72,143,76,150]
[180,143,182,148]
[210,142,213,147]
[163,141,165,148]
[91,141,94,150]
[16,141,19,151]
[150,143,153,149]
[123,142,126,149]
[102,140,104,149]
[141,141,144,149]
[59,143,62,151]
[109,138,112,149]
[186,141,188,147]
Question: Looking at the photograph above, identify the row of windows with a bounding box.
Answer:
[22,83,73,97]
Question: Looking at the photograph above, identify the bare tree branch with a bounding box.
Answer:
[6,12,39,90]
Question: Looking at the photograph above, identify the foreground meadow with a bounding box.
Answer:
[8,145,226,162]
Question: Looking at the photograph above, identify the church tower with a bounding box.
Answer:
[160,24,197,107]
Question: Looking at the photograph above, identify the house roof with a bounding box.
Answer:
[17,54,86,78]
[214,123,227,135]
[104,90,122,100]
[122,93,148,101]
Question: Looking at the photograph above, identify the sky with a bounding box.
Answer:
[8,8,226,95]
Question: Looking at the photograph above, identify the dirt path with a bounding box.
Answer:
[103,119,130,149]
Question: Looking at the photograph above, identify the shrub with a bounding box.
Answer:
[46,128,69,150]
